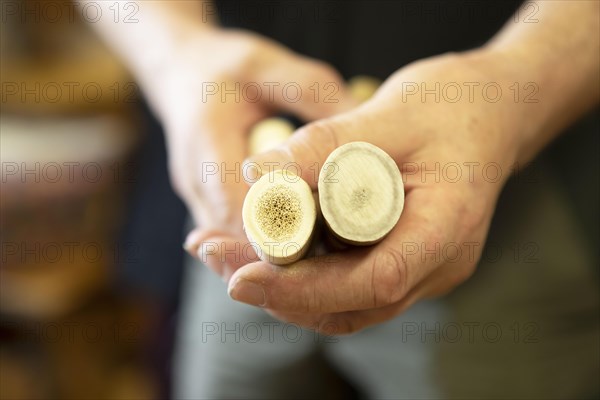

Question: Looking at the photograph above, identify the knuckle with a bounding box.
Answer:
[436,264,476,297]
[292,121,340,167]
[298,120,337,144]
[459,200,487,234]
[371,247,409,306]
[453,187,490,233]
[455,263,476,285]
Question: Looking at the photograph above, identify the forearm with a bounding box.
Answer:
[81,1,218,85]
[484,0,599,163]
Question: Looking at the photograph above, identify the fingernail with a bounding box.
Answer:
[228,279,266,307]
[183,240,200,255]
[198,242,221,272]
[198,241,218,260]
[183,230,204,255]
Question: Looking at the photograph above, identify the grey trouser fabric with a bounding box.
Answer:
[173,162,599,399]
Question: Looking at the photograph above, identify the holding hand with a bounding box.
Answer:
[143,29,356,276]
[216,51,537,334]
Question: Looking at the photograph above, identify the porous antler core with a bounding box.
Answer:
[255,184,302,241]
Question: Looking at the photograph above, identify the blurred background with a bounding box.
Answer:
[1,1,187,398]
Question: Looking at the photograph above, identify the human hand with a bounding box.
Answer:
[220,50,536,333]
[139,28,356,276]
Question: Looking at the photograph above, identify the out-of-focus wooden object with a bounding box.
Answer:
[1,115,137,318]
[348,75,382,103]
[0,0,140,318]
[0,2,155,399]
[248,117,295,155]
[1,0,134,115]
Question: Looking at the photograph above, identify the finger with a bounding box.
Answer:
[256,56,359,121]
[192,118,255,235]
[227,185,461,313]
[243,104,417,189]
[196,234,260,283]
[322,271,439,334]
[309,260,476,335]
[265,294,416,336]
[183,227,227,256]
[183,227,259,261]
[181,125,260,276]
[169,142,248,238]
[177,116,257,269]
[183,227,261,283]
[264,270,438,335]
[260,263,442,334]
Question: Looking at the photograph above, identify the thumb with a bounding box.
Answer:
[244,106,397,189]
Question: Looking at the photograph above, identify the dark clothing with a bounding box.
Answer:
[216,0,521,78]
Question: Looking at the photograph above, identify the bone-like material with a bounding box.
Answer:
[318,142,404,245]
[248,117,295,155]
[243,169,316,265]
